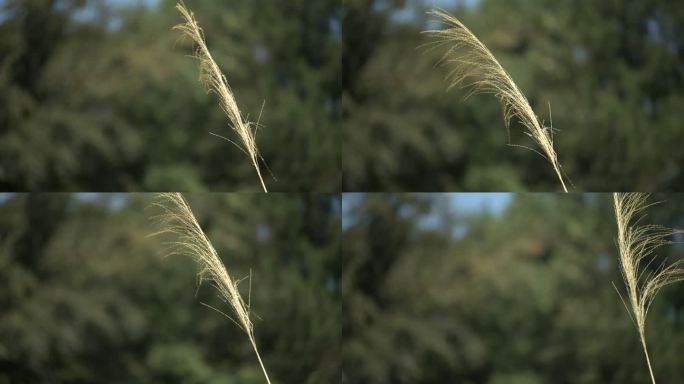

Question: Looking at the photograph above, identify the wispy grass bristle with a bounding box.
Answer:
[424,9,568,191]
[174,2,268,192]
[613,193,684,384]
[151,192,272,384]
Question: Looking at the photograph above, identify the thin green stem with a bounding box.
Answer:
[251,339,272,384]
[552,163,567,192]
[640,333,656,384]
[253,158,268,193]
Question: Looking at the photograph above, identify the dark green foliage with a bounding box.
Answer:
[0,0,341,191]
[343,0,684,191]
[0,193,341,383]
[343,193,684,383]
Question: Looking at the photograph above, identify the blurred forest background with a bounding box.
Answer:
[343,193,684,383]
[0,0,341,191]
[343,0,684,191]
[0,193,341,383]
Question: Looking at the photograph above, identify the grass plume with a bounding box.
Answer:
[424,9,568,192]
[151,193,272,384]
[613,193,684,384]
[174,2,269,192]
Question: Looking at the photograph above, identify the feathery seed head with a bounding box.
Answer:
[150,192,272,383]
[151,192,253,334]
[424,9,568,191]
[613,193,684,384]
[174,2,268,192]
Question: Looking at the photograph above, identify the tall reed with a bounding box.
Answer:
[151,193,272,383]
[424,9,568,191]
[175,2,268,192]
[613,193,684,384]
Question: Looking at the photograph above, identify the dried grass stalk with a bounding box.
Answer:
[151,192,272,384]
[174,2,268,192]
[613,193,684,384]
[424,9,568,192]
